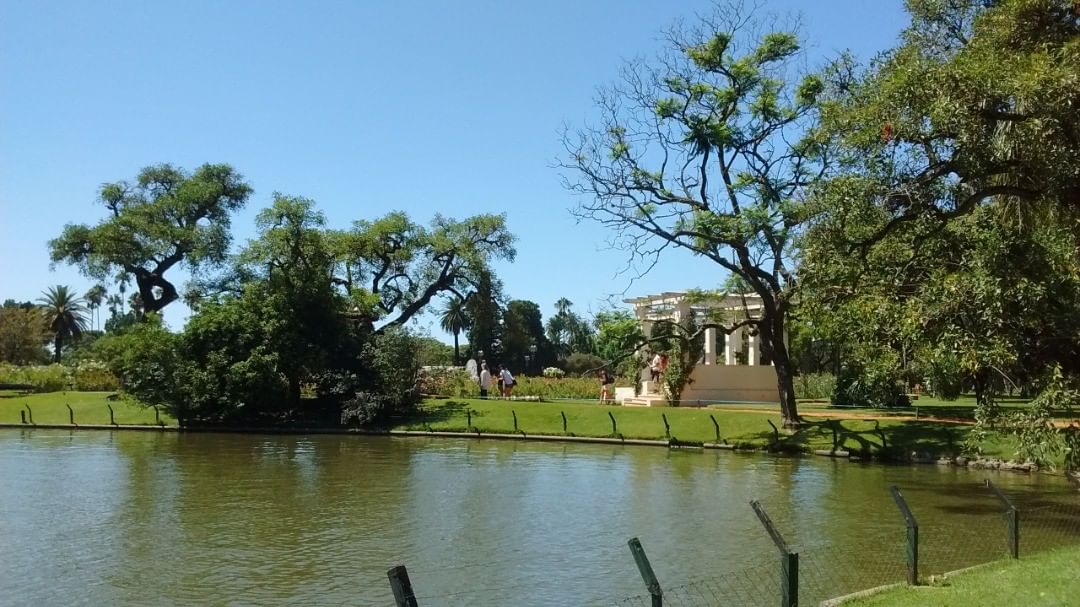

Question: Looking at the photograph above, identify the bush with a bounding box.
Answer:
[542,366,565,379]
[561,353,605,376]
[510,375,620,400]
[795,373,836,400]
[418,366,479,398]
[73,361,120,391]
[0,364,73,392]
[832,366,909,408]
[343,327,422,426]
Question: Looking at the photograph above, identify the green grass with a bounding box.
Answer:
[0,391,175,426]
[399,398,1027,461]
[838,545,1080,606]
[0,391,1043,464]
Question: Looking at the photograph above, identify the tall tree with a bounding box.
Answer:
[466,270,503,364]
[83,284,107,331]
[545,298,594,357]
[37,285,88,362]
[439,296,472,365]
[502,299,550,373]
[331,212,516,331]
[0,307,49,364]
[50,163,252,314]
[819,0,1080,245]
[562,5,833,426]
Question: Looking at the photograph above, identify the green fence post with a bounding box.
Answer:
[628,537,663,607]
[890,486,919,585]
[67,404,75,426]
[25,404,33,425]
[561,411,568,434]
[107,403,116,426]
[512,410,518,432]
[986,479,1020,559]
[386,565,419,607]
[20,410,27,424]
[608,411,618,437]
[750,499,799,607]
[710,414,720,443]
[767,419,780,444]
[466,408,472,430]
[661,413,670,439]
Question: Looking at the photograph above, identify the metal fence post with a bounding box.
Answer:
[661,413,670,439]
[986,479,1020,559]
[466,408,472,429]
[20,410,27,424]
[512,410,518,432]
[67,404,75,425]
[608,411,618,437]
[628,537,663,607]
[25,404,33,425]
[750,500,799,607]
[387,565,419,607]
[107,403,116,425]
[710,414,720,442]
[890,486,919,585]
[561,411,568,434]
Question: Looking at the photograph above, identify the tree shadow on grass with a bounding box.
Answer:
[412,399,473,425]
[742,419,969,458]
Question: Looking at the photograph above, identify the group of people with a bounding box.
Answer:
[477,361,516,398]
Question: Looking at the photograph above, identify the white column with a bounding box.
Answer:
[703,327,716,365]
[747,331,757,366]
[727,326,743,365]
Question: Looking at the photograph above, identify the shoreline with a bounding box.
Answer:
[4,422,1076,482]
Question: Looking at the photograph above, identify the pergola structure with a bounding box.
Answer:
[623,291,768,367]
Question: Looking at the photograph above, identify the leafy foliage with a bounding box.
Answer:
[50,164,252,313]
[0,307,49,364]
[563,3,842,425]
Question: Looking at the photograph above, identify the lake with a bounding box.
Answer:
[1,429,1077,606]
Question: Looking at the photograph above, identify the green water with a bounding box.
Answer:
[0,429,1077,606]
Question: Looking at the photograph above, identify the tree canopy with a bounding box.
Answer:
[50,163,252,314]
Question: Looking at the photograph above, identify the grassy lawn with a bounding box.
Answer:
[400,397,1027,461]
[838,544,1080,606]
[0,390,1045,464]
[0,391,174,426]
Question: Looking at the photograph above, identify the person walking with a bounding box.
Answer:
[479,362,492,399]
[649,352,662,383]
[500,366,516,398]
[599,368,615,405]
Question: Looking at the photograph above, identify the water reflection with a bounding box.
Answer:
[0,430,1076,606]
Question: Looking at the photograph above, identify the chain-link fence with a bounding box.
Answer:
[379,479,1080,606]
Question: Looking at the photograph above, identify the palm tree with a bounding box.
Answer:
[439,297,472,365]
[38,285,88,363]
[84,284,107,331]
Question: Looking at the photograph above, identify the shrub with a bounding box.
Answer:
[561,353,605,376]
[795,373,836,400]
[510,375,620,400]
[418,366,479,398]
[0,364,72,392]
[542,366,565,379]
[73,361,120,391]
[832,366,909,408]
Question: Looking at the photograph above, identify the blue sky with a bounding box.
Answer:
[0,0,907,340]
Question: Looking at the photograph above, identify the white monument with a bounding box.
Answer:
[621,291,781,406]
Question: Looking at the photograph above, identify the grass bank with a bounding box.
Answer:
[398,398,1030,463]
[838,544,1080,606]
[0,391,1048,467]
[0,391,174,426]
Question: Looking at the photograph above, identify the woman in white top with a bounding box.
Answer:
[500,367,515,398]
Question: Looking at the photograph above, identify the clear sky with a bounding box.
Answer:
[0,0,908,340]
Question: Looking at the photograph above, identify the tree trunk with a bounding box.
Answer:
[453,331,460,366]
[760,306,800,429]
[53,334,62,363]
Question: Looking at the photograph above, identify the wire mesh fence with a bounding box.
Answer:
[378,478,1080,606]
